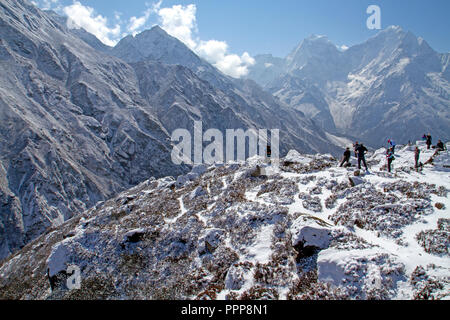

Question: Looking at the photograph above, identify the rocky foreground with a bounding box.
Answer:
[0,142,449,300]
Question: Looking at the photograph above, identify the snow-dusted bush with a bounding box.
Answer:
[410,265,450,300]
[256,177,299,205]
[416,219,450,256]
[299,193,323,213]
[329,185,433,239]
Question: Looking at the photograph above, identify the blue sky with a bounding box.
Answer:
[34,0,450,77]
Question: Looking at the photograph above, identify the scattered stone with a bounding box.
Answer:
[435,203,445,210]
[348,176,364,187]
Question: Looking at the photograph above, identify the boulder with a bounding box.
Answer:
[349,176,365,187]
[123,228,147,243]
[197,228,225,255]
[250,166,262,177]
[435,203,445,210]
[291,215,332,250]
[284,150,313,165]
[191,164,208,176]
[189,186,206,200]
[224,265,250,290]
[176,174,190,187]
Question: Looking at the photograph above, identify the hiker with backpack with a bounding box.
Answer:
[388,139,396,153]
[386,147,395,173]
[355,143,368,171]
[353,141,359,157]
[340,147,351,167]
[426,134,432,150]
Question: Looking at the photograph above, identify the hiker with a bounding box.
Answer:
[422,134,427,141]
[353,141,359,157]
[340,147,351,167]
[266,145,272,164]
[267,145,272,158]
[426,134,432,150]
[436,140,446,152]
[386,147,395,173]
[388,139,396,153]
[414,146,421,170]
[355,143,368,171]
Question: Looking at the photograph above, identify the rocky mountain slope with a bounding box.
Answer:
[110,25,343,157]
[248,27,450,146]
[0,141,448,300]
[0,0,184,260]
[0,0,346,262]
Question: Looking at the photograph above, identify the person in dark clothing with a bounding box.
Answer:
[414,146,421,170]
[386,148,395,173]
[436,140,446,151]
[340,147,351,167]
[266,145,272,164]
[426,134,432,150]
[353,141,359,157]
[267,145,272,158]
[355,143,368,170]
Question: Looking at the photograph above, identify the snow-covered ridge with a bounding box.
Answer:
[0,142,448,300]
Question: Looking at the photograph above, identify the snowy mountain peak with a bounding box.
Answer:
[148,25,166,34]
[135,25,170,40]
[111,24,209,73]
[286,34,341,71]
[385,25,404,33]
[365,26,434,57]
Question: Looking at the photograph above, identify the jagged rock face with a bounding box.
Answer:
[0,143,448,300]
[132,60,340,157]
[0,0,187,260]
[248,27,450,147]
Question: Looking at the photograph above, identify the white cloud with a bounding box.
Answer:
[64,1,121,47]
[128,14,148,33]
[339,44,349,51]
[156,4,254,78]
[215,54,253,79]
[157,4,198,50]
[196,40,228,63]
[127,1,161,34]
